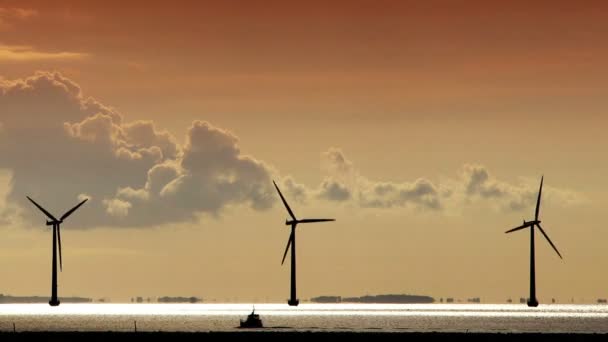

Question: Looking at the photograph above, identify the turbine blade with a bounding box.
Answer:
[273,180,296,221]
[26,196,58,222]
[281,231,294,265]
[60,198,88,221]
[537,224,563,259]
[57,225,63,272]
[505,222,533,233]
[535,176,543,221]
[299,219,336,224]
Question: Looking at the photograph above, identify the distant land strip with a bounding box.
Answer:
[310,294,435,304]
[0,294,91,304]
[0,331,606,342]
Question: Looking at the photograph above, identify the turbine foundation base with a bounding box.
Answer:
[288,299,299,306]
[527,298,539,307]
[49,299,60,307]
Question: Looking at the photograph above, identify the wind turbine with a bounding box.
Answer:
[273,180,335,306]
[27,196,88,307]
[505,176,562,307]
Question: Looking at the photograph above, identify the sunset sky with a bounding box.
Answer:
[1,1,607,303]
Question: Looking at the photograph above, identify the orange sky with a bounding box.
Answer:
[1,1,608,303]
[3,1,607,120]
[3,0,604,181]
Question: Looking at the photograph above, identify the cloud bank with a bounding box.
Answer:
[0,71,274,228]
[315,148,444,210]
[292,148,581,214]
[0,72,581,229]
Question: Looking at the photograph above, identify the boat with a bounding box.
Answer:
[239,307,263,328]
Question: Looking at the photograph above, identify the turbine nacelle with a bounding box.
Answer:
[46,220,62,226]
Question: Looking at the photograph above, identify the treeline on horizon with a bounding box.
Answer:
[157,296,202,303]
[311,294,435,304]
[131,296,202,303]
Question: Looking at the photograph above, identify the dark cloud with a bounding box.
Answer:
[463,164,506,198]
[358,178,441,210]
[280,176,308,204]
[318,179,351,201]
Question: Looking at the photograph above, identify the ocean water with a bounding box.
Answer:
[0,303,607,333]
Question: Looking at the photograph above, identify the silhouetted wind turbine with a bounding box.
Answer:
[273,180,335,306]
[27,196,88,307]
[505,176,562,307]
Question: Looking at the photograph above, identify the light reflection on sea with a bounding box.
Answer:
[0,304,607,333]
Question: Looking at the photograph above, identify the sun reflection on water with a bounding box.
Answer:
[0,304,607,333]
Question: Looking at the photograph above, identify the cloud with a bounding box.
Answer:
[322,147,355,177]
[0,170,17,225]
[0,71,274,228]
[122,120,179,160]
[103,199,132,218]
[461,163,583,212]
[358,178,442,210]
[310,149,580,213]
[111,120,275,226]
[464,164,497,196]
[318,179,351,201]
[0,44,88,61]
[316,148,444,210]
[0,71,582,229]
[279,176,308,204]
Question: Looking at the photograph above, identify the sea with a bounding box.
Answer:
[0,303,607,333]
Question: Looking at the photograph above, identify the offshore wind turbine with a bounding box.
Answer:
[505,176,562,307]
[27,196,88,307]
[273,180,335,306]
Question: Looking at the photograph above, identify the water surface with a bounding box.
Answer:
[0,304,606,333]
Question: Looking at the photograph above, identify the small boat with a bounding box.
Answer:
[239,307,263,328]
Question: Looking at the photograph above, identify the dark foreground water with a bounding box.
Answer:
[0,303,607,334]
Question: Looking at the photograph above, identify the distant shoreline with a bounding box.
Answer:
[310,294,435,304]
[1,331,606,341]
[0,294,92,304]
